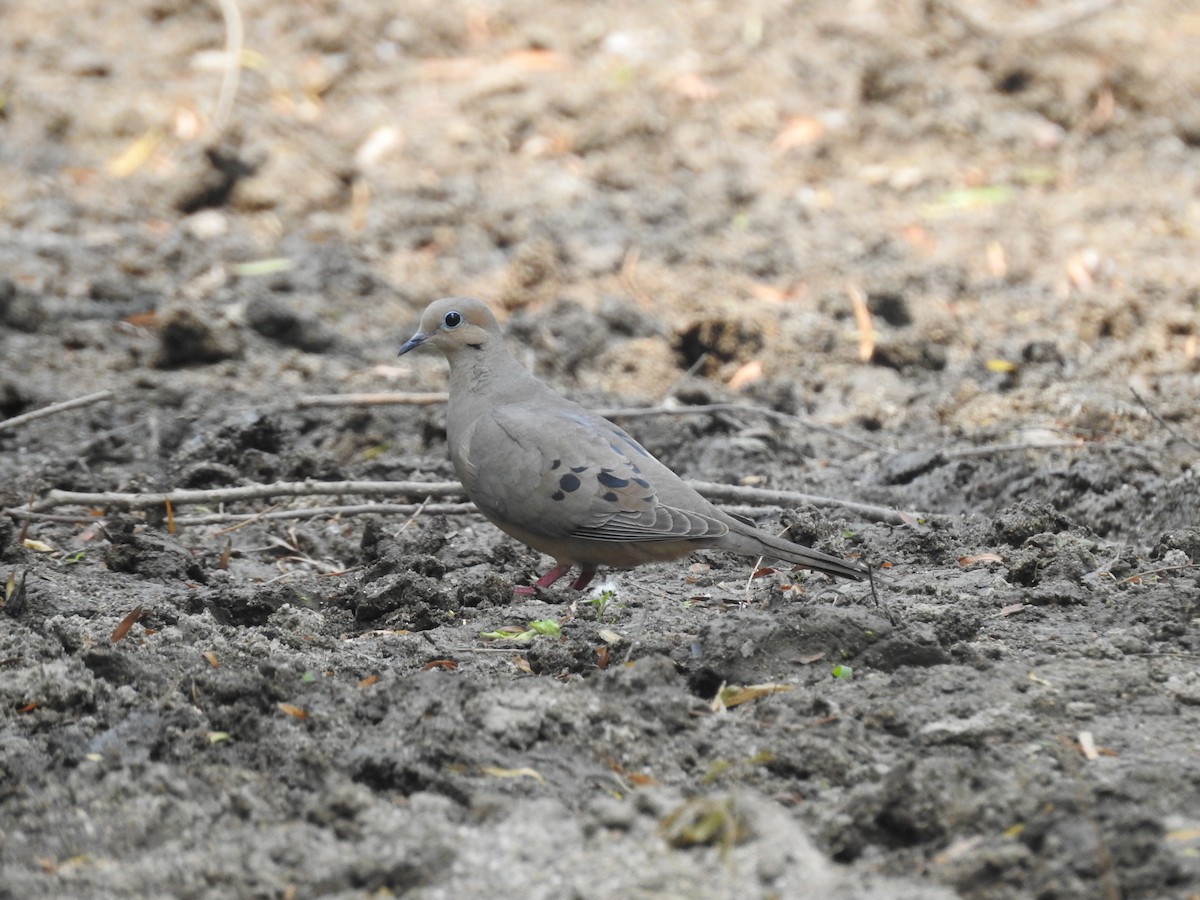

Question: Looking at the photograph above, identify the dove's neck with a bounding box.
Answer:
[444,343,546,420]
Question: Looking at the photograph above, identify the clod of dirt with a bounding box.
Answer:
[0,278,46,332]
[353,569,450,628]
[103,518,207,584]
[870,340,948,373]
[879,449,949,485]
[174,142,259,214]
[1153,527,1200,561]
[674,316,764,374]
[991,500,1073,547]
[245,292,337,353]
[155,305,245,368]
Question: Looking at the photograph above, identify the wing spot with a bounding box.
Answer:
[551,490,565,501]
[632,477,651,488]
[550,459,562,470]
[559,473,582,492]
[571,465,589,473]
[598,471,630,489]
[602,491,619,502]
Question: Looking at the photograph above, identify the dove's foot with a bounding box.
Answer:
[514,562,574,595]
[570,567,597,591]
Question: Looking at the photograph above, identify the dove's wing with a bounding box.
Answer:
[457,404,729,545]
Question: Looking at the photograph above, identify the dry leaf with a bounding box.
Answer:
[772,116,823,151]
[750,567,776,579]
[959,553,1004,566]
[671,73,719,101]
[277,702,308,720]
[999,604,1027,617]
[106,129,164,178]
[727,359,763,391]
[503,49,567,72]
[122,311,159,329]
[22,539,55,553]
[596,645,609,669]
[719,682,794,709]
[421,659,458,671]
[481,766,544,783]
[1078,730,1099,761]
[110,605,145,644]
[846,284,874,362]
[512,656,533,674]
[358,673,381,687]
[202,651,220,668]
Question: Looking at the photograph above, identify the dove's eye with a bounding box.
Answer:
[443,311,463,328]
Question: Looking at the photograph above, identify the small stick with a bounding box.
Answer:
[1118,564,1200,584]
[937,0,1119,39]
[688,480,918,525]
[294,393,888,454]
[595,404,887,454]
[22,480,465,513]
[942,440,1086,459]
[211,0,244,135]
[0,390,114,433]
[296,392,449,408]
[1129,386,1200,454]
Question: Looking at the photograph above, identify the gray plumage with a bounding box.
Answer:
[398,297,869,590]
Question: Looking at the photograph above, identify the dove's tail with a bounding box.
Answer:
[723,523,870,582]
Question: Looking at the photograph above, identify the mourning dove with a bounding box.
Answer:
[398,297,869,591]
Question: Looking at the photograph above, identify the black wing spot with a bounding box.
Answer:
[571,465,589,473]
[550,459,561,470]
[559,473,581,492]
[602,491,619,502]
[632,477,651,489]
[598,471,630,489]
[551,490,565,501]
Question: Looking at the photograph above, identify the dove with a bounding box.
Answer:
[397,297,870,591]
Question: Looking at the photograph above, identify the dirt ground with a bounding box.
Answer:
[2,1,1199,897]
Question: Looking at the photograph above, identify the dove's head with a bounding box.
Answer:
[398,297,502,359]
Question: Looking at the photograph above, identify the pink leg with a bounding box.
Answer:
[570,566,597,591]
[514,562,573,595]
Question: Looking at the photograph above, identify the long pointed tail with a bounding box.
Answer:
[730,525,870,582]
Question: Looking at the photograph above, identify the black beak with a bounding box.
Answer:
[397,332,429,357]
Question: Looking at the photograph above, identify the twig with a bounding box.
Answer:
[942,440,1086,459]
[0,390,114,433]
[1118,564,1200,585]
[7,479,904,524]
[660,353,709,403]
[686,481,918,525]
[2,503,478,528]
[936,0,1120,39]
[594,404,887,453]
[296,392,449,408]
[293,393,887,454]
[211,0,244,135]
[17,480,464,514]
[1129,386,1200,454]
[393,496,431,537]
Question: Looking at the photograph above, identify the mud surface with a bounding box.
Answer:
[2,1,1200,898]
